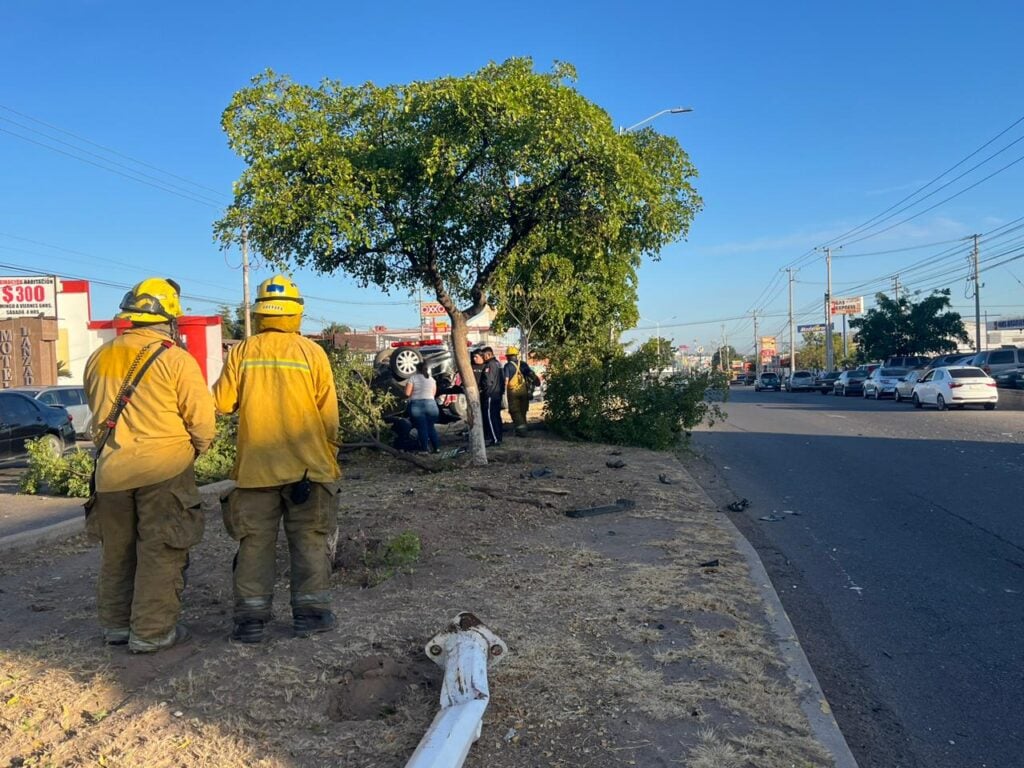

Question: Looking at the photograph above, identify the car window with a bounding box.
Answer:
[950,368,986,378]
[1,394,37,421]
[56,389,83,406]
[881,368,907,377]
[37,391,60,405]
[921,371,934,382]
[1018,350,1024,364]
[989,350,1013,364]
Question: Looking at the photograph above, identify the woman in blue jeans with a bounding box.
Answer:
[404,362,441,453]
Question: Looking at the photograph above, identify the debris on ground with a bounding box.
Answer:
[727,498,751,512]
[759,514,786,522]
[564,498,637,519]
[605,459,627,469]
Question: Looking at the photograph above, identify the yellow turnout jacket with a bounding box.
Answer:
[84,327,216,493]
[213,329,340,488]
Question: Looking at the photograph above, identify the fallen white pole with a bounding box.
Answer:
[405,612,508,768]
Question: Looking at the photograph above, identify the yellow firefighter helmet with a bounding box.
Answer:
[253,274,304,316]
[117,277,183,324]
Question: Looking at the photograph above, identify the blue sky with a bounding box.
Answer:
[2,1,1023,354]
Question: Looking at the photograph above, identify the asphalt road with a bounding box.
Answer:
[685,386,1024,768]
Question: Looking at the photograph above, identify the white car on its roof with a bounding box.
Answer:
[911,366,998,411]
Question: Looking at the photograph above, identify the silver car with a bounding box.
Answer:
[893,369,925,403]
[11,385,92,438]
[863,367,908,400]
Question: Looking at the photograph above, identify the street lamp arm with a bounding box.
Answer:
[621,107,693,134]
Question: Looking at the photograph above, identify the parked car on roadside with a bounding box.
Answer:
[885,355,930,368]
[754,372,781,391]
[926,353,977,369]
[11,385,92,438]
[863,367,909,400]
[784,370,816,392]
[833,370,866,397]
[966,347,1024,378]
[0,391,76,464]
[814,371,842,394]
[911,366,998,410]
[893,369,926,402]
[742,372,756,385]
[992,367,1024,390]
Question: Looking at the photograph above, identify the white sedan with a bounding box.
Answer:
[911,366,998,410]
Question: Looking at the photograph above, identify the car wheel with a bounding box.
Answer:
[39,433,63,459]
[984,402,996,411]
[389,347,423,380]
[913,393,922,409]
[862,388,868,399]
[936,394,947,411]
[894,390,901,403]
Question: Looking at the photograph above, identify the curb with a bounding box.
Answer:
[0,480,237,553]
[718,512,859,768]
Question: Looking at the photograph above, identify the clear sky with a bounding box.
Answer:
[2,1,1023,355]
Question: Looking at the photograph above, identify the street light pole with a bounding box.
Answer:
[620,106,693,134]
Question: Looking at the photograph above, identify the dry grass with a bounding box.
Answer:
[0,426,833,768]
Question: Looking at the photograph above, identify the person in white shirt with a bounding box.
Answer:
[404,362,441,453]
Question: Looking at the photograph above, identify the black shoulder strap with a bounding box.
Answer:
[95,340,174,455]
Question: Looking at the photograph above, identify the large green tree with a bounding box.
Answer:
[798,331,853,370]
[638,336,676,369]
[850,290,968,362]
[217,304,246,340]
[216,58,700,464]
[710,345,740,370]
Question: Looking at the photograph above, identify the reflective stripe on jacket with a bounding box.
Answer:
[84,327,216,493]
[212,329,340,488]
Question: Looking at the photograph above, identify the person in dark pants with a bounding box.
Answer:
[481,347,505,446]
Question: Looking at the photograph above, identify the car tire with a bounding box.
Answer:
[984,402,996,411]
[913,393,922,409]
[894,390,901,403]
[936,394,947,411]
[389,347,423,380]
[39,433,63,459]
[862,389,868,399]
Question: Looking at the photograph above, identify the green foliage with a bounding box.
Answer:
[798,332,855,370]
[19,439,94,497]
[364,530,422,585]
[194,416,237,485]
[322,321,352,337]
[710,345,741,370]
[544,347,728,450]
[637,337,676,369]
[327,348,396,443]
[218,304,247,340]
[850,290,968,362]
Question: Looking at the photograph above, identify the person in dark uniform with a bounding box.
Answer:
[480,347,505,446]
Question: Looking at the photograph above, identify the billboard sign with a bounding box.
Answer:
[759,335,776,364]
[797,323,830,334]
[0,276,58,319]
[994,317,1024,330]
[830,296,864,315]
[419,301,447,318]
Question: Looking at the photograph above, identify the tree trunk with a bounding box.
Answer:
[450,311,488,466]
[519,329,530,362]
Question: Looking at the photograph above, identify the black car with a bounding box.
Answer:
[0,391,76,463]
[926,353,976,369]
[815,371,842,394]
[742,372,757,385]
[833,371,866,397]
[992,367,1024,390]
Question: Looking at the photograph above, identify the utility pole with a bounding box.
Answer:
[753,310,760,377]
[241,224,252,339]
[892,274,901,302]
[720,323,728,372]
[787,268,796,374]
[824,247,834,371]
[971,234,982,352]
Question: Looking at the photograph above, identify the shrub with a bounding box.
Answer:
[544,348,728,450]
[364,530,422,586]
[194,416,238,485]
[19,439,94,497]
[327,347,396,443]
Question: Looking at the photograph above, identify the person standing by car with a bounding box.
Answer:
[83,277,216,653]
[212,275,341,644]
[502,346,540,436]
[479,347,505,446]
[405,361,440,453]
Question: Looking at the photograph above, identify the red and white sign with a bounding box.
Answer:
[830,296,864,315]
[0,275,58,319]
[420,301,447,318]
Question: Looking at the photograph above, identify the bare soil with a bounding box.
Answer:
[0,421,831,768]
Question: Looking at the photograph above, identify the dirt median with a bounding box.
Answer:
[0,430,833,768]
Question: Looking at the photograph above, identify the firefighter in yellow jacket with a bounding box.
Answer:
[83,278,216,653]
[213,275,341,643]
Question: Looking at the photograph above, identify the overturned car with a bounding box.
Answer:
[372,339,468,424]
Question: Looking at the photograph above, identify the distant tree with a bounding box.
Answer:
[218,304,246,340]
[322,321,352,337]
[711,345,740,370]
[638,337,676,369]
[216,58,700,464]
[798,331,848,370]
[850,290,968,362]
